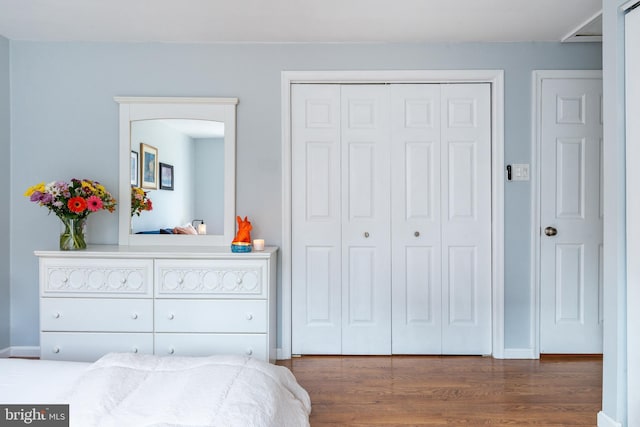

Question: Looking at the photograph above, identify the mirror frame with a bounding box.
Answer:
[115,96,237,246]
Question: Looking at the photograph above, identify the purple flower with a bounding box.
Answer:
[40,193,53,204]
[30,191,43,202]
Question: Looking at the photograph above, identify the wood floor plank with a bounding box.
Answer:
[278,355,601,426]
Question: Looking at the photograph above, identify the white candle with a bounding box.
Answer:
[253,239,265,251]
[197,223,207,235]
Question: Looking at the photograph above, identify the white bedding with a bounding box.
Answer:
[0,358,90,403]
[0,353,311,427]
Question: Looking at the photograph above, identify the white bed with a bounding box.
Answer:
[0,353,311,427]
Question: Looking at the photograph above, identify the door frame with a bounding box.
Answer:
[531,69,603,358]
[281,70,505,359]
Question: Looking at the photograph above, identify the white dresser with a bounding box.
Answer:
[36,245,277,363]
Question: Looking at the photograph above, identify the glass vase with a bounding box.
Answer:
[59,217,87,250]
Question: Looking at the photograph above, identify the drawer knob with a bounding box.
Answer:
[132,347,138,354]
[120,278,127,284]
[53,312,60,319]
[246,348,253,356]
[236,277,243,284]
[52,347,60,354]
[131,313,139,320]
[168,348,175,355]
[178,278,184,284]
[168,313,175,320]
[414,231,420,237]
[61,277,68,283]
[246,313,253,320]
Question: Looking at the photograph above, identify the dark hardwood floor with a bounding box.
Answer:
[278,355,602,426]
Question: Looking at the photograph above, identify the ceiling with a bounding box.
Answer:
[0,0,601,43]
[161,119,225,139]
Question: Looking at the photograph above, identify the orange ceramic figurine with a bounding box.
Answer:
[232,216,252,244]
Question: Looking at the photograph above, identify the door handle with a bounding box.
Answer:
[544,226,558,236]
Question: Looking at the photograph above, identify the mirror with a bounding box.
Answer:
[116,97,237,246]
[130,119,225,235]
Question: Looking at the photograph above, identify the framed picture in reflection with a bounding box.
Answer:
[140,143,158,190]
[160,162,174,191]
[130,150,139,186]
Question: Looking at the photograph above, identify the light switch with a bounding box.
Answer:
[511,163,530,181]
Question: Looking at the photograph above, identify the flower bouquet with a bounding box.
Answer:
[131,186,153,217]
[24,179,117,250]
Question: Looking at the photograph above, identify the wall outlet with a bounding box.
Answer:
[511,163,530,181]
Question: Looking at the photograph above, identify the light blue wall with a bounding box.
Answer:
[9,41,601,350]
[0,35,9,351]
[194,138,224,235]
[601,1,628,425]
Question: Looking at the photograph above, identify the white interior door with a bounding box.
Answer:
[390,84,443,354]
[293,83,491,355]
[291,84,342,354]
[391,83,491,355]
[340,85,391,354]
[540,77,603,354]
[291,84,391,355]
[440,84,492,354]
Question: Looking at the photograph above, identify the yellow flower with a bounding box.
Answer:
[82,180,96,193]
[24,182,45,197]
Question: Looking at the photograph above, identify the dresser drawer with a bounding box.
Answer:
[155,259,267,298]
[154,333,267,360]
[155,299,267,333]
[40,258,153,297]
[41,332,153,362]
[41,298,153,332]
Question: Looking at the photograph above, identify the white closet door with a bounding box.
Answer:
[391,84,443,354]
[540,77,603,354]
[291,84,342,354]
[340,85,391,354]
[440,84,492,355]
[292,83,491,355]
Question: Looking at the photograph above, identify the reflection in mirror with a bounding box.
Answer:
[130,119,225,236]
[116,97,237,247]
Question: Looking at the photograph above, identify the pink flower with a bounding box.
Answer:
[86,195,103,212]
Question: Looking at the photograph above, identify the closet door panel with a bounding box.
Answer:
[341,85,391,354]
[448,141,477,219]
[440,83,492,355]
[292,84,342,354]
[391,84,443,354]
[348,143,375,218]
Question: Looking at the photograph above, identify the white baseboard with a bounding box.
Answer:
[8,346,40,358]
[0,347,9,358]
[502,348,538,359]
[276,347,536,360]
[598,411,623,427]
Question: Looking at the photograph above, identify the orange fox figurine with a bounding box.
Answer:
[232,216,252,244]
